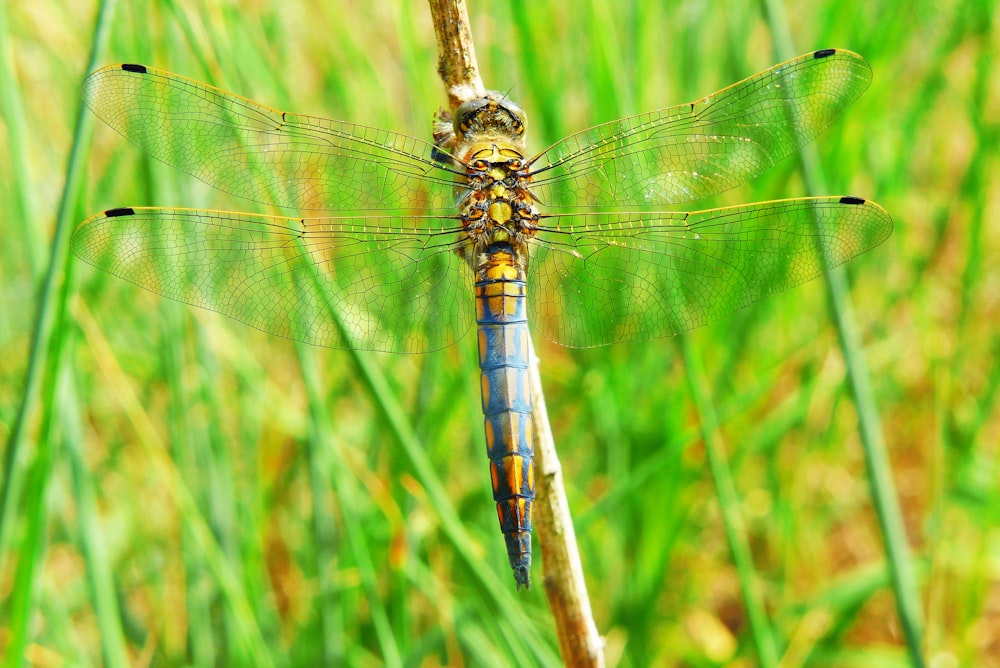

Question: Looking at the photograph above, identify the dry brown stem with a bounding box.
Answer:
[426,0,486,109]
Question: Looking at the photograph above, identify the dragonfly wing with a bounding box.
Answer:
[526,197,892,348]
[71,208,475,352]
[529,49,872,208]
[84,65,460,211]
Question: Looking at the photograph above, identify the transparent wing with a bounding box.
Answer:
[71,207,475,352]
[527,197,892,347]
[83,65,461,212]
[529,49,872,208]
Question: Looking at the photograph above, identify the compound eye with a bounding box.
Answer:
[454,98,488,136]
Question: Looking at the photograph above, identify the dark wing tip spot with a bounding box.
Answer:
[814,48,837,59]
[839,196,866,205]
[121,63,148,74]
[104,207,136,217]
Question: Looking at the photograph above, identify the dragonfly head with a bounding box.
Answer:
[454,92,527,145]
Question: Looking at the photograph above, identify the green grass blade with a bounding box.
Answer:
[297,342,401,667]
[4,315,74,668]
[77,308,280,666]
[0,0,118,662]
[0,3,43,276]
[4,250,80,664]
[300,353,346,666]
[161,302,218,666]
[761,1,926,664]
[63,373,129,668]
[679,334,780,666]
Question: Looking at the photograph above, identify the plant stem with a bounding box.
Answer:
[679,334,779,667]
[761,1,926,664]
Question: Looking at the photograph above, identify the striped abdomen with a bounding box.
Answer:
[474,242,535,589]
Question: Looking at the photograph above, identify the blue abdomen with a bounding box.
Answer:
[474,242,535,589]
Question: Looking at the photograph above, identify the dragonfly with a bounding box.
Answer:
[73,48,892,590]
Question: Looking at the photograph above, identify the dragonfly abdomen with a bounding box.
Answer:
[474,243,535,590]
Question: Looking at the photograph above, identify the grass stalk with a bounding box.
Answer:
[4,262,77,667]
[63,372,129,668]
[298,347,346,666]
[76,302,279,666]
[679,334,780,665]
[0,2,43,276]
[297,342,401,667]
[761,1,926,664]
[161,303,218,665]
[0,0,117,651]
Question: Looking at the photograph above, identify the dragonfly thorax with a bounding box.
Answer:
[460,143,539,258]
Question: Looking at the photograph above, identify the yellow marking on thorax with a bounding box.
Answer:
[488,201,512,224]
[461,140,524,164]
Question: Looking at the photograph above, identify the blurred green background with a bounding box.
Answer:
[1,0,997,666]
